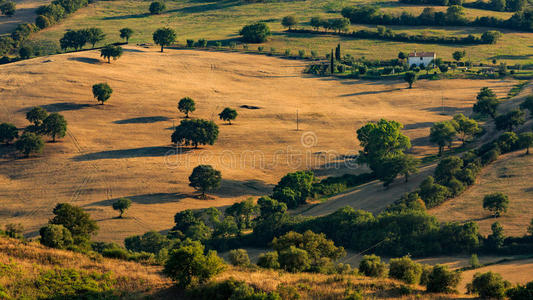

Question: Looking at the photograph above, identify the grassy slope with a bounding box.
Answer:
[0,46,515,243]
[0,236,173,298]
[27,0,533,64]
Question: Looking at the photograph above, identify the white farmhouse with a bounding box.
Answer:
[407,51,436,67]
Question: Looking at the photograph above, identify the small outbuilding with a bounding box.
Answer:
[408,51,436,67]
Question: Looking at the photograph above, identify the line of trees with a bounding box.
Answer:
[341,5,533,32]
[400,0,526,12]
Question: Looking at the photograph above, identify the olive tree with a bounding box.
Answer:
[149,1,165,14]
[426,265,461,293]
[467,271,509,299]
[452,114,480,145]
[430,121,457,156]
[15,132,44,157]
[42,113,67,142]
[495,109,525,132]
[112,197,132,218]
[172,119,219,148]
[49,203,99,244]
[26,106,48,126]
[281,16,297,30]
[519,132,533,154]
[189,165,222,198]
[178,97,195,118]
[85,27,105,48]
[483,192,509,217]
[100,44,123,63]
[119,28,134,42]
[219,107,237,124]
[153,27,176,52]
[473,87,499,120]
[92,83,113,104]
[0,122,18,144]
[404,71,417,88]
[239,23,271,43]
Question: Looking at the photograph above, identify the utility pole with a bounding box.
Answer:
[296,109,299,131]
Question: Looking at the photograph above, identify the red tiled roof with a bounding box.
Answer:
[408,52,435,57]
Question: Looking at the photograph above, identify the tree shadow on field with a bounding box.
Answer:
[102,12,149,20]
[168,0,239,14]
[404,121,434,130]
[72,146,190,161]
[86,193,190,207]
[410,136,430,146]
[19,102,92,113]
[113,116,170,124]
[209,179,274,198]
[423,106,465,114]
[68,57,101,64]
[339,88,403,97]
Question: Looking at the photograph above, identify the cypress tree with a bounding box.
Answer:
[335,44,341,60]
[330,49,335,74]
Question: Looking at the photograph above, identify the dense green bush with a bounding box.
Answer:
[358,255,387,277]
[425,265,461,293]
[388,256,423,284]
[39,224,74,249]
[239,23,271,43]
[257,251,280,269]
[467,271,510,299]
[272,171,315,208]
[188,277,281,300]
[278,246,310,272]
[34,268,114,299]
[507,281,533,299]
[228,249,250,266]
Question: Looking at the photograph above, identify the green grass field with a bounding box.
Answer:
[28,0,533,64]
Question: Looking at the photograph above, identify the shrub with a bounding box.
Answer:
[507,281,533,300]
[125,231,171,254]
[388,256,423,284]
[102,247,129,260]
[228,249,250,266]
[188,278,281,300]
[15,132,44,157]
[497,132,519,153]
[425,265,461,293]
[164,240,226,288]
[186,39,194,47]
[257,251,280,269]
[358,255,387,277]
[483,192,509,217]
[39,224,74,249]
[467,271,509,299]
[0,122,18,144]
[272,171,315,208]
[34,268,114,298]
[239,23,271,43]
[278,246,310,272]
[149,1,165,14]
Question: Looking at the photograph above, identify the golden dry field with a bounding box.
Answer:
[0,46,516,243]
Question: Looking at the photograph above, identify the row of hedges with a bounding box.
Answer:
[341,5,533,32]
[288,26,501,45]
[400,0,526,12]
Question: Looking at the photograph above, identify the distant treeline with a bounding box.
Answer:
[341,5,533,32]
[399,0,527,12]
[288,27,501,45]
[0,0,90,59]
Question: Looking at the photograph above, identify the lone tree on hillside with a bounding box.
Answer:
[178,97,195,118]
[404,71,417,88]
[172,119,219,148]
[519,132,533,154]
[100,44,123,63]
[0,123,18,144]
[119,28,134,42]
[42,113,67,142]
[219,107,237,124]
[153,27,176,52]
[92,83,113,105]
[0,1,16,16]
[452,50,465,62]
[85,27,105,48]
[473,88,499,120]
[452,114,480,145]
[149,1,166,14]
[483,192,509,217]
[189,165,222,198]
[112,198,132,218]
[26,106,48,126]
[281,16,297,30]
[239,23,271,43]
[495,109,525,131]
[15,132,44,157]
[430,121,457,156]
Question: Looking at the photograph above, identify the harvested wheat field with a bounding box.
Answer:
[0,46,516,243]
[430,151,533,237]
[0,0,47,35]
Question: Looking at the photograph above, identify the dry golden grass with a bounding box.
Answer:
[0,46,516,244]
[0,0,46,35]
[0,236,173,298]
[430,151,533,237]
